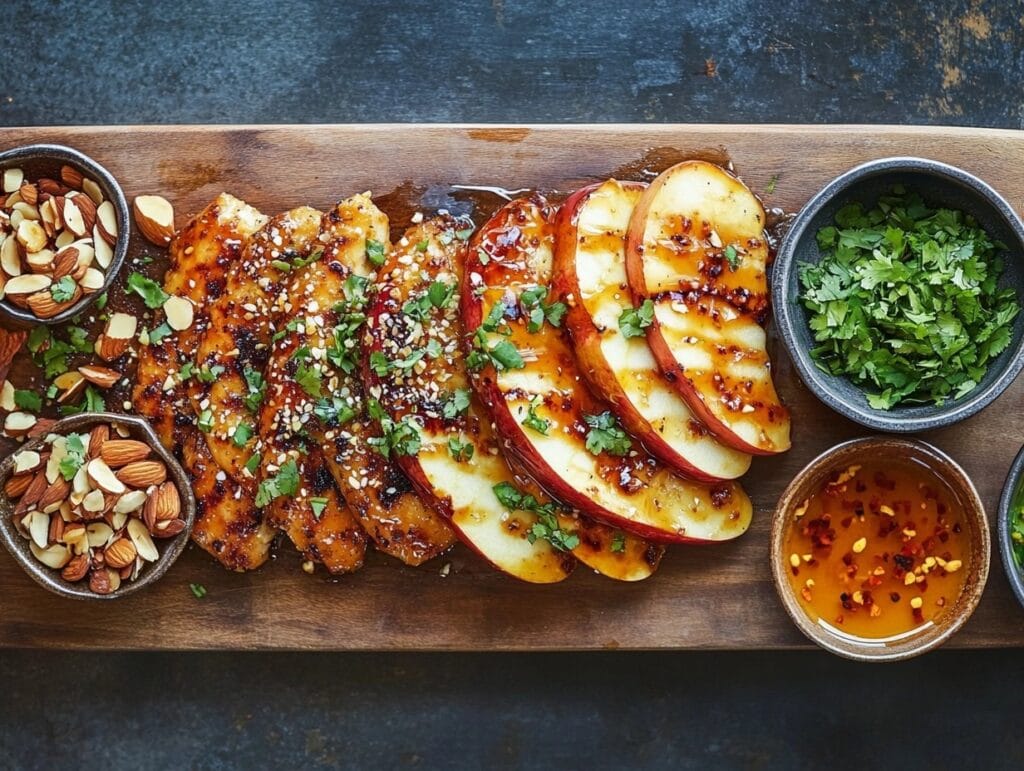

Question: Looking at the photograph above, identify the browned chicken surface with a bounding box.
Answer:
[133,194,275,571]
[259,194,455,567]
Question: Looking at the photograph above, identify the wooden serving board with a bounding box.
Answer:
[2,124,1024,651]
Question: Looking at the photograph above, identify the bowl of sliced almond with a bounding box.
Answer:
[0,412,195,599]
[0,144,130,327]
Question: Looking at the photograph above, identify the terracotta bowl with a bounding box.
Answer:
[770,436,990,661]
[0,412,195,600]
[0,143,130,328]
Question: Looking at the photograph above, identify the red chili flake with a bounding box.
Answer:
[938,502,947,515]
[936,597,946,607]
[855,480,867,492]
[890,592,901,603]
[840,593,854,610]
[953,523,962,534]
[921,485,937,500]
[842,552,854,566]
[893,553,914,571]
[912,607,924,624]
[938,531,950,543]
[840,516,854,528]
[875,472,896,491]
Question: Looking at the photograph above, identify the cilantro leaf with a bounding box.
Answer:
[583,411,631,456]
[366,239,386,267]
[13,390,41,412]
[309,497,329,520]
[723,244,741,271]
[58,433,87,481]
[50,276,77,303]
[256,458,300,507]
[618,299,654,339]
[492,482,579,552]
[522,397,549,435]
[126,272,170,309]
[442,388,471,420]
[447,435,474,462]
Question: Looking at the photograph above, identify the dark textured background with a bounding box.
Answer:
[2,1,1024,769]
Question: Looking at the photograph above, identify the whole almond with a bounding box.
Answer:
[154,481,180,520]
[18,183,38,206]
[21,470,49,508]
[103,536,137,569]
[60,553,90,582]
[78,364,120,389]
[26,418,57,439]
[116,460,166,488]
[60,165,84,190]
[28,291,64,319]
[153,517,186,538]
[88,424,110,459]
[37,178,63,196]
[100,439,151,467]
[88,567,119,595]
[5,473,32,498]
[143,495,158,533]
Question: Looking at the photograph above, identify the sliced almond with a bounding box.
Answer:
[72,194,96,234]
[12,449,41,474]
[82,488,106,512]
[62,522,88,554]
[127,517,159,562]
[113,489,147,514]
[15,219,47,253]
[61,553,90,582]
[86,457,125,495]
[5,273,52,297]
[28,511,50,548]
[77,364,120,389]
[5,473,32,498]
[95,334,128,362]
[133,195,175,246]
[38,477,70,513]
[4,411,37,437]
[38,198,57,237]
[153,517,186,538]
[71,464,91,500]
[0,234,21,277]
[86,521,114,548]
[61,197,87,237]
[31,541,71,569]
[80,267,104,292]
[52,247,79,280]
[163,295,194,331]
[17,183,38,206]
[0,380,14,411]
[25,248,55,273]
[106,312,137,340]
[2,167,23,193]
[96,200,118,245]
[54,229,75,249]
[93,225,113,268]
[56,372,87,404]
[12,201,40,221]
[82,178,103,206]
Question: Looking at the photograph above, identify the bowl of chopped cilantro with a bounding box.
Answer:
[774,157,1024,432]
[997,445,1024,611]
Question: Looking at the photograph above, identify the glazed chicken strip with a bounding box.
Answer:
[132,194,276,570]
[260,194,455,566]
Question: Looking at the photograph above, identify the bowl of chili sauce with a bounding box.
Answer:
[771,436,989,661]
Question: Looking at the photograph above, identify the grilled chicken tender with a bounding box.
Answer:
[133,194,275,571]
[134,193,267,452]
[260,195,455,566]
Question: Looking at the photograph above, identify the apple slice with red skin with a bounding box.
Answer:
[462,195,753,544]
[552,178,752,482]
[625,160,791,455]
[363,217,661,581]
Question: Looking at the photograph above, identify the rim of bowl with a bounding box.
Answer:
[773,156,1024,432]
[996,443,1024,610]
[770,436,990,662]
[0,412,196,600]
[0,143,131,328]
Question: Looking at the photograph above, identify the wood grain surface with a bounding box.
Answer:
[1,124,1023,650]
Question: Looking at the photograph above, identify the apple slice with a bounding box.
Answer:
[364,217,661,581]
[553,179,751,482]
[625,160,791,455]
[462,196,753,544]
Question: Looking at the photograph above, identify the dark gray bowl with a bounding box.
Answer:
[997,443,1024,611]
[0,413,195,600]
[773,157,1024,432]
[0,144,130,328]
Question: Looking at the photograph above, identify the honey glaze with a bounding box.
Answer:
[783,460,969,640]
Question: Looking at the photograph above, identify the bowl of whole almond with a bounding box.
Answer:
[0,144,130,327]
[0,412,195,599]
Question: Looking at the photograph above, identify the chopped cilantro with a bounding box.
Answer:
[178,361,195,381]
[255,458,300,507]
[442,388,471,420]
[765,175,778,195]
[242,367,265,413]
[476,247,490,266]
[519,286,566,333]
[583,411,631,456]
[294,361,323,398]
[126,272,170,309]
[94,292,108,311]
[197,409,213,433]
[800,187,1020,409]
[415,239,429,252]
[271,318,302,343]
[189,583,207,599]
[723,244,741,271]
[369,351,392,376]
[309,497,329,519]
[313,396,356,426]
[492,482,579,552]
[50,275,77,303]
[466,330,524,372]
[232,423,253,447]
[610,532,627,553]
[522,397,549,435]
[196,364,225,383]
[447,435,474,462]
[148,322,173,345]
[366,399,422,458]
[59,386,105,416]
[618,299,654,339]
[58,433,87,480]
[13,390,41,412]
[244,452,262,475]
[366,239,386,267]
